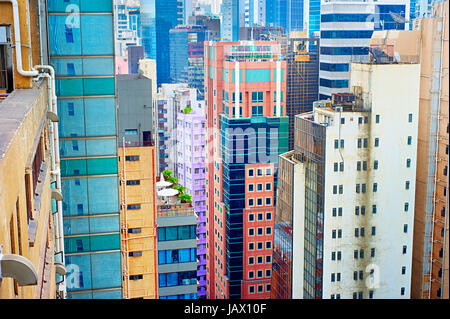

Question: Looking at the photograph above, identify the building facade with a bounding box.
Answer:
[140,0,184,85]
[272,62,421,299]
[114,0,141,57]
[319,0,413,99]
[0,0,66,299]
[175,100,207,298]
[204,40,289,299]
[47,0,122,299]
[156,178,198,299]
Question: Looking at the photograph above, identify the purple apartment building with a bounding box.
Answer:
[175,92,207,299]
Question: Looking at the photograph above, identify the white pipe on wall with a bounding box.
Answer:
[0,0,39,77]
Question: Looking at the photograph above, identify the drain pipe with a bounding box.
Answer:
[0,0,39,77]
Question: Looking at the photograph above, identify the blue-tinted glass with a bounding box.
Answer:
[159,274,167,287]
[80,15,113,55]
[58,99,85,137]
[84,98,116,136]
[48,15,82,56]
[166,273,178,287]
[88,177,119,214]
[60,139,86,158]
[65,254,92,291]
[91,252,121,289]
[89,215,119,233]
[82,58,115,76]
[64,217,89,235]
[86,138,117,156]
[158,250,166,264]
[62,178,88,216]
[92,290,122,299]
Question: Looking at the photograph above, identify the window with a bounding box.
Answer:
[375,114,380,123]
[129,251,142,257]
[360,249,364,259]
[406,159,411,168]
[248,271,254,279]
[248,213,254,222]
[404,203,409,212]
[257,228,263,236]
[265,197,272,205]
[371,248,375,258]
[130,275,143,280]
[402,266,406,275]
[249,243,255,250]
[125,155,139,161]
[249,286,255,294]
[266,227,272,235]
[126,180,140,186]
[374,160,379,170]
[257,169,263,176]
[402,246,407,254]
[248,184,254,192]
[127,204,141,210]
[407,136,412,145]
[266,255,271,263]
[266,212,272,220]
[257,183,263,191]
[372,227,376,236]
[248,257,255,265]
[408,114,413,123]
[374,138,379,147]
[404,224,408,233]
[266,168,272,176]
[265,183,272,191]
[266,241,271,249]
[248,169,254,177]
[339,185,343,194]
[401,287,405,296]
[372,205,377,214]
[248,198,254,207]
[248,228,255,236]
[333,185,337,194]
[405,181,410,190]
[256,198,263,206]
[373,183,378,192]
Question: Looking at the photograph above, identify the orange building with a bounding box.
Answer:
[119,143,158,299]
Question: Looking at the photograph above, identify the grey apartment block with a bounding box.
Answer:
[117,73,154,145]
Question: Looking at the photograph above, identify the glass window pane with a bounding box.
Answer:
[165,227,178,241]
[83,58,115,76]
[48,15,82,56]
[91,252,121,289]
[65,254,92,291]
[81,15,113,55]
[87,176,119,214]
[86,157,118,175]
[58,99,85,137]
[61,159,87,177]
[86,138,117,156]
[84,97,116,136]
[89,215,119,233]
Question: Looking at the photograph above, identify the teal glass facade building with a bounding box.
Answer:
[220,115,289,298]
[47,0,122,299]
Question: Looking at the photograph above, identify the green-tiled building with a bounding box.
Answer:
[46,0,121,299]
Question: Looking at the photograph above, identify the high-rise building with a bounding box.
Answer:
[47,0,122,299]
[283,31,319,150]
[369,0,450,300]
[114,0,142,57]
[265,0,305,35]
[117,73,157,299]
[411,0,449,299]
[139,58,158,101]
[239,25,284,40]
[169,25,207,85]
[156,83,190,174]
[156,177,198,299]
[175,100,207,298]
[140,0,184,85]
[0,0,66,298]
[204,40,289,299]
[272,61,420,299]
[319,0,413,99]
[222,0,241,40]
[128,45,145,74]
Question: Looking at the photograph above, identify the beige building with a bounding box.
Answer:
[370,0,449,299]
[1,0,65,299]
[119,144,158,299]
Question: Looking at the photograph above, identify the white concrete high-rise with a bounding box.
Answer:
[272,61,421,299]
